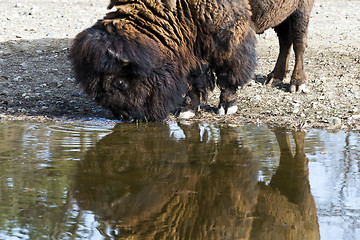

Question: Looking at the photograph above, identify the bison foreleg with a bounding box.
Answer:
[217,87,238,115]
[178,88,201,119]
[215,28,256,115]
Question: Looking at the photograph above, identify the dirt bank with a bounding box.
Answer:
[0,0,359,132]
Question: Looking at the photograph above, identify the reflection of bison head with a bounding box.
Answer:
[70,0,256,121]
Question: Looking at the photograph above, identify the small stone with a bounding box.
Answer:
[352,114,360,120]
[14,3,24,8]
[292,108,300,114]
[250,95,261,102]
[328,117,341,125]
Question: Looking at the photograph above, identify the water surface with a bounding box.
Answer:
[0,121,359,239]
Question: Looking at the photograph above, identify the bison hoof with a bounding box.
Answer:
[265,78,283,87]
[217,106,226,115]
[178,110,196,119]
[289,84,309,93]
[265,71,285,86]
[217,105,238,115]
[226,105,238,115]
[264,77,274,86]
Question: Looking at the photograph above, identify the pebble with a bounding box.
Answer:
[14,3,24,8]
[7,108,15,113]
[328,117,341,125]
[250,95,262,102]
[292,108,300,114]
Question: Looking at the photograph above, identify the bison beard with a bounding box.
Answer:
[70,0,256,121]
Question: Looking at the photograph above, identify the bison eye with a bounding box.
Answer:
[112,77,129,91]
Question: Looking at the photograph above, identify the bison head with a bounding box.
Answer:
[70,23,189,121]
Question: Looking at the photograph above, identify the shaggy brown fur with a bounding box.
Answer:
[250,0,315,92]
[70,0,257,121]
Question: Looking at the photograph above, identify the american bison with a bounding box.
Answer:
[70,0,314,121]
[70,0,256,121]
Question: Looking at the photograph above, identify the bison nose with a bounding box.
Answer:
[112,77,129,91]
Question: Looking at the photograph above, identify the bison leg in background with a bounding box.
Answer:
[266,9,311,93]
[257,0,314,93]
[265,19,292,86]
[289,3,313,93]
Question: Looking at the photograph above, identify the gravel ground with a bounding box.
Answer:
[0,0,359,132]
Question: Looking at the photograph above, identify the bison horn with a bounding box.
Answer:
[107,49,129,66]
[121,58,129,66]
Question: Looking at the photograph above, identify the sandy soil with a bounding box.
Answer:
[0,0,359,132]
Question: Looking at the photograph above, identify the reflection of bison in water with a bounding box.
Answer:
[251,128,320,240]
[73,123,319,239]
[74,123,259,239]
[70,0,314,121]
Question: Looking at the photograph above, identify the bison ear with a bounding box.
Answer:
[162,0,176,11]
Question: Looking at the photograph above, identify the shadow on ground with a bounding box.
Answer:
[0,38,113,120]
